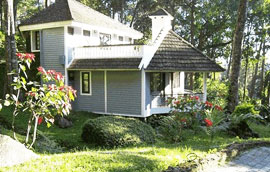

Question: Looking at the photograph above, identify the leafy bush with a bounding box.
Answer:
[233,103,258,116]
[81,116,156,147]
[157,116,183,143]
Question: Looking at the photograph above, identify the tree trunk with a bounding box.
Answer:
[259,40,266,99]
[189,0,196,91]
[3,0,17,95]
[0,0,3,31]
[130,0,141,28]
[227,0,248,113]
[249,40,263,98]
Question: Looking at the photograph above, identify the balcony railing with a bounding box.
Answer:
[73,44,144,59]
[151,93,204,108]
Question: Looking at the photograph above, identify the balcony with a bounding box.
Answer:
[73,44,145,59]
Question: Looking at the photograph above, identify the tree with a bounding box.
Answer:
[227,0,248,112]
[3,0,17,95]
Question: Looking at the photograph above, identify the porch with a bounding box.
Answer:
[144,71,208,116]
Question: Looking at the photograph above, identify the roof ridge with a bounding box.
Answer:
[168,30,216,62]
[69,0,136,32]
[66,0,74,20]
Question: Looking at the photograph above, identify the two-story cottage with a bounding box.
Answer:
[19,0,224,117]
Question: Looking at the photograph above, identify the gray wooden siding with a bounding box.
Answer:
[107,71,141,115]
[41,27,65,74]
[72,71,105,112]
[145,72,151,110]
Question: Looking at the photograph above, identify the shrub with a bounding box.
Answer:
[81,116,156,147]
[233,103,258,116]
[157,116,183,143]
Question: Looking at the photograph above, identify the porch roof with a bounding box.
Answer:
[146,30,225,72]
[68,58,141,70]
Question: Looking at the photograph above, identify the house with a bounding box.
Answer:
[19,0,224,117]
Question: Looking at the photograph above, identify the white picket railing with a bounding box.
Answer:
[73,45,144,59]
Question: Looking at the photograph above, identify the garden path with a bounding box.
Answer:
[208,147,270,172]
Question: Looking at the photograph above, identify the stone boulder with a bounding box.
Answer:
[0,134,38,167]
[55,116,73,128]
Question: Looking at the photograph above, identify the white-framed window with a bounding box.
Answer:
[68,27,74,35]
[83,30,91,37]
[31,30,40,52]
[99,33,111,45]
[80,71,92,95]
[118,36,123,41]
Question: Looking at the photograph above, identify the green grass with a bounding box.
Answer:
[0,107,270,172]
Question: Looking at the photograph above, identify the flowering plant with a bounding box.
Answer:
[168,95,227,140]
[4,53,77,147]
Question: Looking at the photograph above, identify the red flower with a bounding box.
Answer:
[204,118,213,127]
[205,101,213,108]
[25,53,35,61]
[38,117,43,125]
[215,105,223,111]
[195,96,199,101]
[16,53,24,60]
[174,100,180,105]
[180,118,187,123]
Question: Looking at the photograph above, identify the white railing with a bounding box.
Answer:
[73,45,144,59]
[151,93,204,108]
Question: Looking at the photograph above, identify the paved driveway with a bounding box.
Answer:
[208,147,270,172]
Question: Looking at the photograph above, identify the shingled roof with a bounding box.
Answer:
[149,9,173,17]
[19,0,142,37]
[68,58,141,70]
[146,30,225,72]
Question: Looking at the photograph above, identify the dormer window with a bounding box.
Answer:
[68,27,74,35]
[83,30,91,37]
[99,33,111,45]
[31,30,40,52]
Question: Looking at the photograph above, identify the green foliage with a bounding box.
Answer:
[157,116,183,143]
[233,103,259,116]
[207,80,228,107]
[81,116,156,147]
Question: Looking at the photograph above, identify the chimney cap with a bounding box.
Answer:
[149,9,173,18]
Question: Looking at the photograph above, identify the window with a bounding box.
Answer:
[173,72,180,88]
[99,33,111,45]
[150,73,165,94]
[81,72,91,95]
[68,27,74,35]
[128,38,132,43]
[31,31,40,52]
[119,36,123,41]
[83,30,91,37]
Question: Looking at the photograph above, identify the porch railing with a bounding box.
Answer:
[151,93,204,108]
[73,45,144,59]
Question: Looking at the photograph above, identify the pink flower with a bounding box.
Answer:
[174,100,180,105]
[37,66,46,74]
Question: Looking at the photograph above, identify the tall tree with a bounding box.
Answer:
[3,0,17,94]
[227,0,248,112]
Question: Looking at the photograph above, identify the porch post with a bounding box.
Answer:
[203,72,207,102]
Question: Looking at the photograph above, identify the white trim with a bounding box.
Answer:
[80,71,92,96]
[68,69,140,71]
[104,70,107,113]
[64,26,68,85]
[92,111,144,118]
[151,107,171,114]
[30,30,40,52]
[19,21,73,31]
[203,72,207,102]
[141,68,146,117]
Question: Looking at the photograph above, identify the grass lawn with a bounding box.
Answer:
[1,107,270,172]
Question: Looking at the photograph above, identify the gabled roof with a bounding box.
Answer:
[19,0,142,37]
[149,9,173,17]
[68,58,142,70]
[146,30,225,72]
